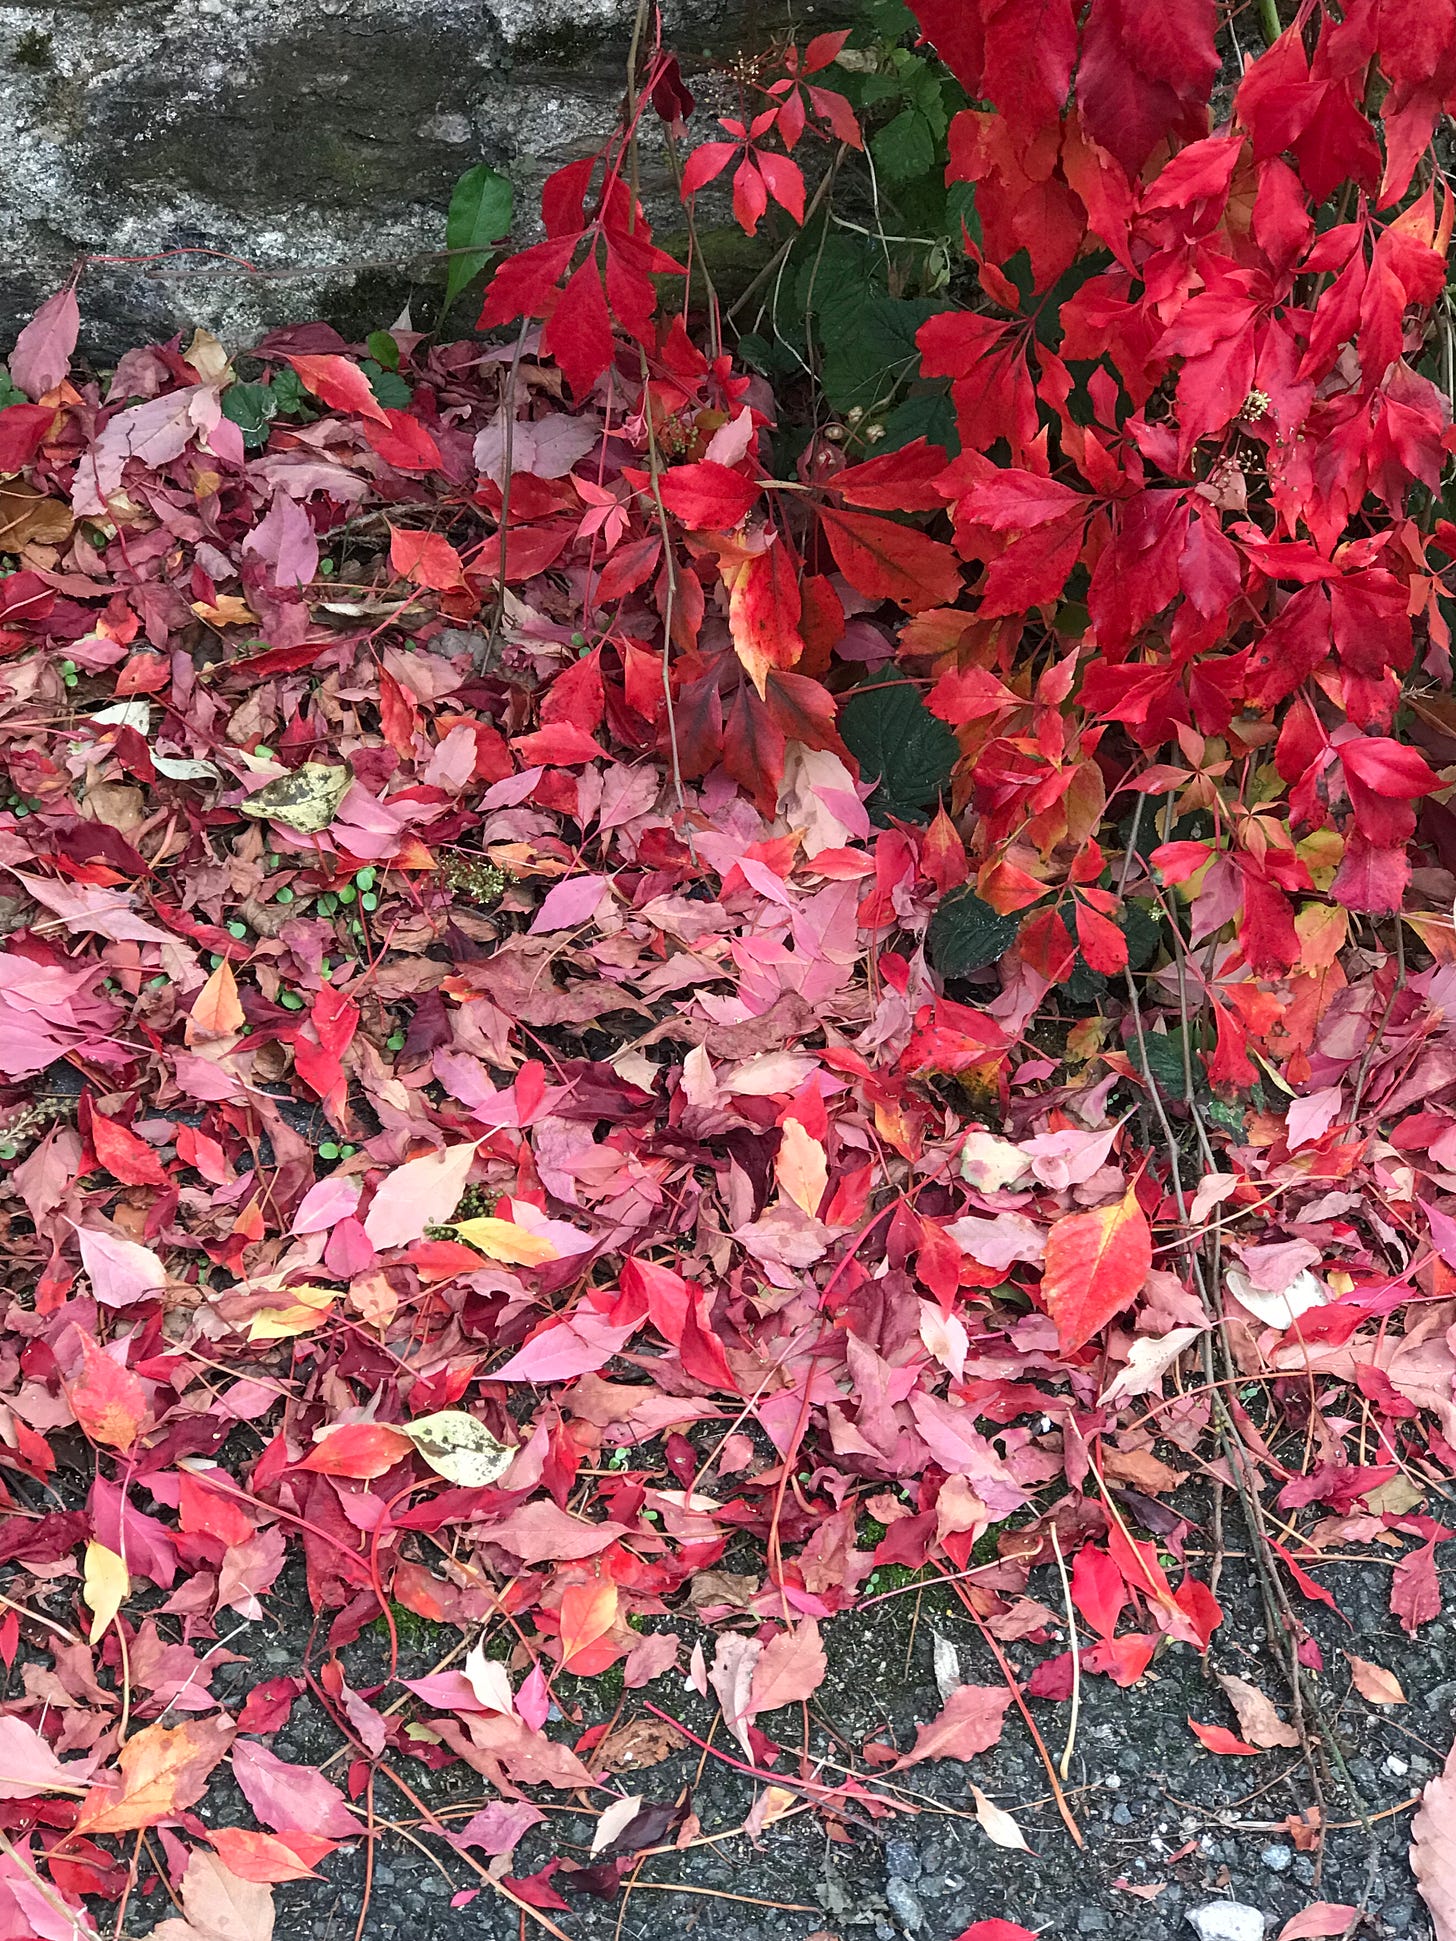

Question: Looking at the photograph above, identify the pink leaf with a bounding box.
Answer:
[232,1740,360,1839]
[363,1143,478,1251]
[10,289,80,400]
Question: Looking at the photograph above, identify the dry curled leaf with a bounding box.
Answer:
[1216,1673,1301,1750]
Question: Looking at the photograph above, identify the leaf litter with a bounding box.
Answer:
[0,2,1452,1937]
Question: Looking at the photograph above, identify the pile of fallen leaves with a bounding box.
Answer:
[3,2,1456,1938]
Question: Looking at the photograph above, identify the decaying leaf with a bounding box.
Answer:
[398,1410,513,1487]
[1345,1655,1406,1705]
[239,763,350,833]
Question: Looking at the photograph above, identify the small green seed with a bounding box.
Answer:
[361,892,378,913]
[279,990,304,1010]
[275,886,294,903]
[227,921,248,939]
[319,1141,340,1159]
[355,867,376,891]
[386,1030,405,1050]
[337,884,356,905]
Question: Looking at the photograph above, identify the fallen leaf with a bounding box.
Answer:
[589,1793,643,1856]
[231,1740,360,1839]
[206,1828,335,1884]
[893,1686,1013,1768]
[452,1214,559,1265]
[971,1784,1031,1850]
[1276,1907,1363,1941]
[1216,1673,1301,1749]
[83,1541,129,1644]
[594,1718,687,1773]
[0,1716,87,1799]
[400,1410,513,1486]
[1188,1718,1262,1756]
[748,1619,826,1716]
[364,1143,479,1250]
[240,764,350,834]
[76,1715,236,1834]
[1041,1189,1152,1354]
[1345,1654,1405,1705]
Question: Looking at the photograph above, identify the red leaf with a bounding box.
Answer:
[833,437,950,512]
[816,505,961,610]
[63,1331,148,1452]
[389,526,467,591]
[1040,1189,1152,1354]
[363,409,442,474]
[892,1685,1013,1768]
[1188,1719,1262,1756]
[90,1109,167,1187]
[544,254,615,398]
[1078,0,1219,175]
[281,353,390,425]
[658,461,763,530]
[1069,1545,1124,1639]
[0,402,57,471]
[725,536,804,694]
[297,1423,414,1480]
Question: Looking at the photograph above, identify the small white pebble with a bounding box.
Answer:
[1103,1773,1121,1789]
[1384,1754,1410,1777]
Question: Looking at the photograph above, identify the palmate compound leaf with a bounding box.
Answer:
[839,681,957,824]
[397,1410,513,1488]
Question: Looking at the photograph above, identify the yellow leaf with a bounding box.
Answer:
[190,593,256,628]
[398,1410,513,1488]
[248,1285,337,1342]
[84,1541,129,1644]
[775,1118,827,1215]
[452,1216,558,1265]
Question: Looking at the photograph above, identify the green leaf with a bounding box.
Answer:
[840,682,957,824]
[0,365,26,411]
[928,890,1021,977]
[820,293,948,415]
[442,163,514,319]
[360,360,412,409]
[221,381,277,450]
[366,330,400,371]
[872,108,935,181]
[1128,1028,1191,1102]
[269,367,316,420]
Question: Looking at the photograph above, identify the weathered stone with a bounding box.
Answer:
[0,0,831,358]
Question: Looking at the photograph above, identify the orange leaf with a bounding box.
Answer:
[187,959,245,1042]
[1040,1188,1151,1354]
[75,1715,235,1834]
[297,1422,414,1480]
[1187,1718,1261,1756]
[63,1331,147,1452]
[208,1826,336,1883]
[1345,1653,1405,1705]
[390,525,467,591]
[559,1580,618,1669]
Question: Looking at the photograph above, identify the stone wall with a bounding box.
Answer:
[0,0,833,359]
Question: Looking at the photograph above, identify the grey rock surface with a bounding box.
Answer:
[0,0,823,357]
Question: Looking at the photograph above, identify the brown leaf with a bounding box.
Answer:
[1216,1673,1301,1750]
[77,1714,236,1834]
[0,479,72,551]
[1346,1654,1406,1705]
[594,1718,687,1774]
[1101,1445,1186,1493]
[892,1685,1013,1769]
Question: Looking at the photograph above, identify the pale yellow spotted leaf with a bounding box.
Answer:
[397,1411,513,1488]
